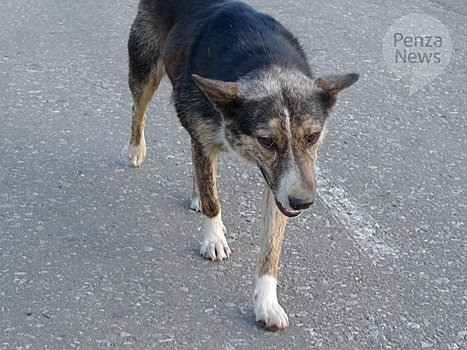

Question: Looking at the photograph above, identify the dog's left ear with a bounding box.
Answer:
[192,74,239,114]
[316,73,359,113]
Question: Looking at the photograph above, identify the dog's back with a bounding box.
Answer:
[179,1,311,81]
[132,0,311,83]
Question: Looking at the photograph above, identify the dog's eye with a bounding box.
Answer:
[258,137,275,148]
[306,132,321,146]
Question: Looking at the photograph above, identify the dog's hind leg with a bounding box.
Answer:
[254,185,289,331]
[127,19,165,167]
[191,140,230,261]
[190,145,202,212]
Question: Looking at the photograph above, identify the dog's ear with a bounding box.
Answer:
[316,73,359,113]
[192,74,239,113]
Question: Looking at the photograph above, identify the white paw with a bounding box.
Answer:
[190,196,202,212]
[127,140,146,167]
[200,212,231,261]
[254,275,289,331]
[200,237,230,261]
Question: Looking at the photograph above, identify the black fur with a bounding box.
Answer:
[172,1,311,133]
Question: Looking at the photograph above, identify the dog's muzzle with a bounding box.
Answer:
[275,198,313,218]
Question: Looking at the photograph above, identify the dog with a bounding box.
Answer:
[126,0,358,331]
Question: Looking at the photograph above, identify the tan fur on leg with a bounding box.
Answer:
[258,186,287,278]
[192,141,230,260]
[254,185,289,330]
[192,142,221,219]
[190,143,202,212]
[128,63,165,167]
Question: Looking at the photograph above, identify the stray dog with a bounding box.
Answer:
[127,0,358,331]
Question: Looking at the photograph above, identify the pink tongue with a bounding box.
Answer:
[274,198,302,217]
[284,206,296,213]
[283,205,301,215]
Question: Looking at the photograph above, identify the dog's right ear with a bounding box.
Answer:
[192,74,239,114]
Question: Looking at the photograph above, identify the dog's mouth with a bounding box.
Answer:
[275,198,302,218]
[259,165,303,218]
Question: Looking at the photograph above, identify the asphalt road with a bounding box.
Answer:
[1,0,466,349]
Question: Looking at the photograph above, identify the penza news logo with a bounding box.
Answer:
[393,33,443,64]
[382,14,452,95]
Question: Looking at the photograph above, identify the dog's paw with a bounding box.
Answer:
[200,236,231,261]
[190,196,202,212]
[200,212,230,261]
[254,275,289,331]
[127,141,146,167]
[255,298,289,331]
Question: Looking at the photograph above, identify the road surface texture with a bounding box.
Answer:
[0,0,465,349]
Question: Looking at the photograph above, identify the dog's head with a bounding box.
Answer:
[193,69,358,217]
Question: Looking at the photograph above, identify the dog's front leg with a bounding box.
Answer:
[192,141,231,261]
[254,185,289,331]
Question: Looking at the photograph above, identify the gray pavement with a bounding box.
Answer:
[0,0,466,349]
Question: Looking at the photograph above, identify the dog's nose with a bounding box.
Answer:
[288,197,314,211]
